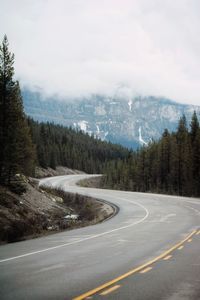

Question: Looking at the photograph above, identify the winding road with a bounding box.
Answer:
[0,174,200,300]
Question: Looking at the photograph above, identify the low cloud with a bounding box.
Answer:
[1,0,200,105]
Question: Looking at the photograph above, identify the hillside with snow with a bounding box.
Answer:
[23,90,200,148]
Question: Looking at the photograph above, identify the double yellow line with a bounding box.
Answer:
[73,230,197,300]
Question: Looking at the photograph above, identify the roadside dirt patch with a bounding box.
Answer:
[35,166,85,178]
[0,179,70,243]
[78,176,102,188]
[0,176,115,244]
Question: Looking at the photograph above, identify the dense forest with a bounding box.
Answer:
[0,35,35,186]
[28,119,129,174]
[102,113,200,197]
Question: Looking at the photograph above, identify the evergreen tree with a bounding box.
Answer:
[176,115,192,195]
[159,129,170,191]
[0,35,35,185]
[190,111,199,144]
[190,111,200,195]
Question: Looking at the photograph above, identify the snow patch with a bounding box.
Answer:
[128,99,132,112]
[139,126,148,146]
[78,120,88,132]
[64,214,79,220]
[96,125,100,134]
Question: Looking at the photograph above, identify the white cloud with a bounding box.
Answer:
[1,0,200,105]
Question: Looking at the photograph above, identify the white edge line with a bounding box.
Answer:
[0,196,149,263]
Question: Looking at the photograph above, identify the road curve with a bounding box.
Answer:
[0,174,199,300]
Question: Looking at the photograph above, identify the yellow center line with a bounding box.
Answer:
[196,230,200,235]
[140,266,152,274]
[100,285,120,296]
[163,255,172,260]
[73,230,197,300]
[178,245,184,250]
[187,238,192,243]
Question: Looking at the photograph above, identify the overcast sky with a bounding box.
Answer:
[1,0,200,105]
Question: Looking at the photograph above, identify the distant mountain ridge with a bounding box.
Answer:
[22,89,200,148]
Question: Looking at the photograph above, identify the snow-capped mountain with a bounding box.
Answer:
[22,89,200,148]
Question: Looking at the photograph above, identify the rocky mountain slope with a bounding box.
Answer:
[23,89,200,148]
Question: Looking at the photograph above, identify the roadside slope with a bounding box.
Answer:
[0,174,114,244]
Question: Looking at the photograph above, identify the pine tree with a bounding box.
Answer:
[0,35,35,185]
[159,129,171,192]
[190,112,200,195]
[190,111,199,144]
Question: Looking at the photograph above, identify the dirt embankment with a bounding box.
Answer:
[78,176,102,188]
[35,166,85,178]
[0,172,115,244]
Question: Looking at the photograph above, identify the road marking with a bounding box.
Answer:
[100,285,120,296]
[0,198,149,264]
[159,214,176,222]
[188,239,192,243]
[196,230,200,235]
[163,255,172,260]
[178,245,184,250]
[73,230,196,300]
[140,267,152,274]
[184,205,200,216]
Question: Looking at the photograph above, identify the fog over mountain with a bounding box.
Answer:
[23,89,200,149]
[1,0,200,105]
[2,0,200,147]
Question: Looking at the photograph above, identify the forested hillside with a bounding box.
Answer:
[102,113,200,197]
[23,89,200,149]
[28,119,129,174]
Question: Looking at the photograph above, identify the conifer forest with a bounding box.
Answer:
[1,35,200,197]
[102,113,200,197]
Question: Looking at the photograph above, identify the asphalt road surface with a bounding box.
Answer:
[0,174,199,300]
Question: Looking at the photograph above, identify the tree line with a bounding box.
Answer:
[28,118,129,174]
[102,113,200,197]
